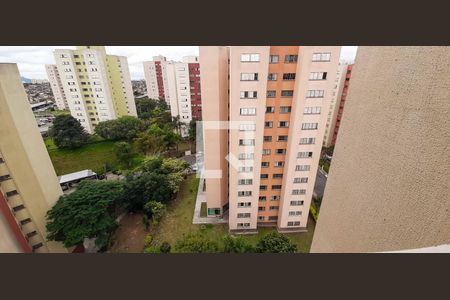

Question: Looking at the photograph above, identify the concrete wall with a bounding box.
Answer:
[311,47,450,252]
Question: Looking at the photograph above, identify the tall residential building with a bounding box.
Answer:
[143,55,202,135]
[0,63,67,253]
[200,46,340,233]
[322,62,347,147]
[331,64,352,145]
[53,46,137,133]
[311,47,450,253]
[45,64,69,110]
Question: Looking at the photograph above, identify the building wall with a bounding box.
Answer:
[331,64,352,145]
[199,46,230,216]
[0,207,22,253]
[143,61,160,99]
[311,47,450,253]
[45,64,68,110]
[0,63,67,253]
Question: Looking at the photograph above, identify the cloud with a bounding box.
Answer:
[0,46,357,79]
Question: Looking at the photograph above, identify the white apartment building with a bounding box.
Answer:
[53,46,137,133]
[45,64,68,110]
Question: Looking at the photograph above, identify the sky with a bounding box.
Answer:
[0,46,358,80]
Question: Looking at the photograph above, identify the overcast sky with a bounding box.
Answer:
[0,46,358,80]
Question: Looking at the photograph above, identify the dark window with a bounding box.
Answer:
[5,190,18,197]
[281,90,294,97]
[283,73,296,80]
[285,55,298,63]
[12,205,25,212]
[0,174,11,182]
[267,90,276,98]
[20,218,32,225]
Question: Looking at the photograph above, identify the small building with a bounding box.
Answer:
[58,169,97,190]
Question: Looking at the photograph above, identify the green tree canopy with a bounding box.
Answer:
[49,114,89,149]
[46,180,126,249]
[175,233,219,253]
[94,116,144,141]
[223,235,255,253]
[114,141,134,168]
[255,232,297,253]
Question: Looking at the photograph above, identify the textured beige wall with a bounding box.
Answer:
[311,47,450,252]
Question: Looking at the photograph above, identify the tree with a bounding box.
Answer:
[159,242,171,253]
[135,124,167,155]
[171,116,183,135]
[115,142,134,168]
[188,120,196,142]
[143,200,166,220]
[49,114,89,149]
[255,232,297,253]
[46,180,125,249]
[223,235,255,253]
[94,116,144,141]
[174,233,219,253]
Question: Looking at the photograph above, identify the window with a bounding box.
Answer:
[262,149,271,155]
[239,139,255,146]
[309,72,327,80]
[273,173,283,179]
[266,106,275,113]
[290,200,304,206]
[268,216,278,221]
[239,166,253,173]
[285,55,298,63]
[264,136,272,142]
[299,137,316,144]
[292,189,306,195]
[60,54,68,58]
[259,196,267,201]
[260,174,269,179]
[12,204,25,212]
[237,223,251,228]
[258,216,265,221]
[274,161,284,167]
[241,73,258,81]
[281,90,294,97]
[296,165,310,171]
[258,206,266,211]
[271,195,281,201]
[277,135,288,141]
[241,53,260,62]
[64,68,72,72]
[238,202,252,207]
[272,185,282,190]
[268,73,277,81]
[240,91,257,99]
[306,90,324,98]
[269,55,279,63]
[289,211,302,216]
[240,108,256,115]
[239,153,254,160]
[269,206,279,211]
[237,213,251,218]
[265,121,273,128]
[294,177,308,183]
[238,191,252,197]
[0,157,4,164]
[280,106,291,113]
[312,52,331,62]
[302,123,318,130]
[267,90,276,98]
[239,123,256,131]
[260,185,268,191]
[298,151,313,158]
[287,221,301,226]
[278,121,289,128]
[20,218,32,225]
[5,190,18,197]
[238,179,253,185]
[304,107,321,114]
[261,162,270,168]
[0,174,11,182]
[283,74,296,81]
[275,149,286,155]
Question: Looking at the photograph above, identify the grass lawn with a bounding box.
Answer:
[150,175,316,253]
[200,202,207,217]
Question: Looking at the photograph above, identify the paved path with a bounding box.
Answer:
[192,171,228,224]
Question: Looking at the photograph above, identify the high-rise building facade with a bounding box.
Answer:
[53,46,137,133]
[311,47,450,253]
[144,55,202,135]
[200,46,340,233]
[331,64,352,145]
[0,63,67,253]
[45,64,69,110]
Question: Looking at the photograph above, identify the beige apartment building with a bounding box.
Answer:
[311,47,450,253]
[45,64,69,110]
[200,46,340,233]
[0,63,67,253]
[53,46,137,134]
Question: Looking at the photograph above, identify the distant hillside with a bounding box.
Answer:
[21,76,32,83]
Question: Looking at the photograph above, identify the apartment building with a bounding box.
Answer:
[143,55,202,135]
[53,46,137,133]
[200,46,340,233]
[45,64,68,110]
[331,64,353,145]
[311,47,450,253]
[0,63,67,253]
[323,62,347,147]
